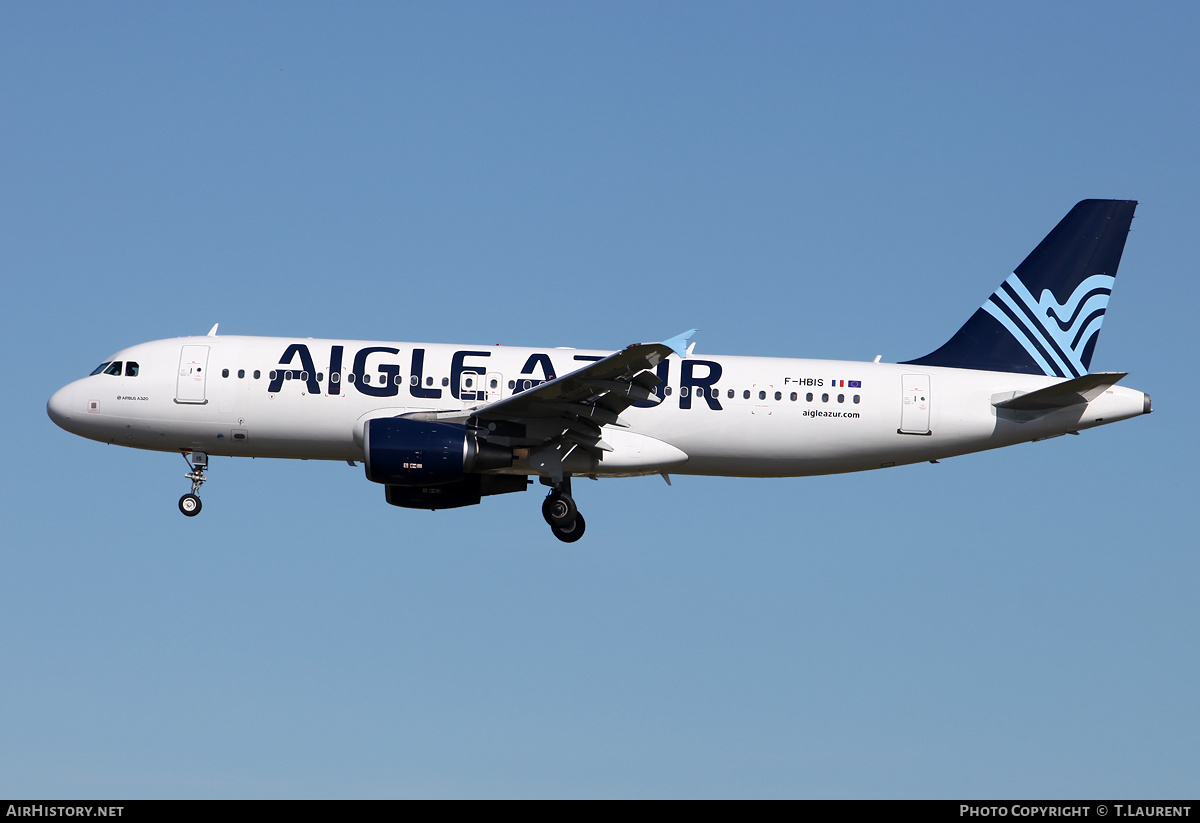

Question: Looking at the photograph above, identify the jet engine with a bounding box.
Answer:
[363,417,514,486]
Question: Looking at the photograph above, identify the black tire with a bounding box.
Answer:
[552,513,586,543]
[179,493,202,517]
[541,492,577,527]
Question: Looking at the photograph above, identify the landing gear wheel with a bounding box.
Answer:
[179,493,202,517]
[542,492,578,528]
[552,513,586,543]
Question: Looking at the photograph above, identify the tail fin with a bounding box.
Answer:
[902,199,1137,377]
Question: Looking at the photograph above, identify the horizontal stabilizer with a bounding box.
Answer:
[993,372,1127,411]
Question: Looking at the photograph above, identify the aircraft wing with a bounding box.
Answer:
[455,330,695,474]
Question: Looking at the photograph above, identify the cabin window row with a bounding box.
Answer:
[217,370,507,389]
[212,369,860,404]
[662,386,861,404]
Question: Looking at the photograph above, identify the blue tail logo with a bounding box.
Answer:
[982,272,1114,378]
[903,199,1136,377]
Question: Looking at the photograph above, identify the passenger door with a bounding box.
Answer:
[176,345,210,404]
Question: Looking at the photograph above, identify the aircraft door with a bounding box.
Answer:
[459,371,504,407]
[485,372,504,403]
[176,345,210,404]
[459,371,482,406]
[899,373,931,435]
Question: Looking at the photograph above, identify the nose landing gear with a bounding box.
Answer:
[179,452,208,517]
[542,478,585,543]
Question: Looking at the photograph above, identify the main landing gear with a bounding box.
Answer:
[542,477,585,543]
[179,452,208,517]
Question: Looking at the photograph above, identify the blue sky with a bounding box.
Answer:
[3,2,1197,798]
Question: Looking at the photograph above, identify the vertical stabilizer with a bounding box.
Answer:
[902,199,1137,377]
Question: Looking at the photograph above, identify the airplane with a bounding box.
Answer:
[47,199,1150,542]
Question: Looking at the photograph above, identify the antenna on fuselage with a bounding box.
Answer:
[207,323,219,337]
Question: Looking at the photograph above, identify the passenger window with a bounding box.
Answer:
[774,391,781,401]
[90,362,112,376]
[508,380,515,389]
[238,369,245,379]
[758,391,766,400]
[837,394,844,403]
[853,394,860,404]
[441,377,449,387]
[490,379,498,389]
[362,374,370,384]
[393,375,402,385]
[790,392,797,401]
[727,389,734,399]
[743,390,750,399]
[347,373,356,383]
[806,392,813,402]
[665,387,672,396]
[822,393,829,402]
[412,375,420,386]
[125,362,139,377]
[104,362,123,376]
[222,369,229,378]
[253,370,261,379]
[680,387,689,397]
[426,377,433,386]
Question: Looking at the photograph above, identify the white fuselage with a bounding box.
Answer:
[47,335,1150,480]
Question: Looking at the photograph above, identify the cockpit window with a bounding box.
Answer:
[89,362,112,376]
[103,362,123,376]
[125,362,139,377]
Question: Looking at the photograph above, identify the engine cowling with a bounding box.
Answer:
[363,417,513,486]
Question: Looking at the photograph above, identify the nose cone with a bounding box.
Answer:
[47,384,77,430]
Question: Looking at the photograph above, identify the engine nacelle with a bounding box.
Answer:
[363,417,513,486]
